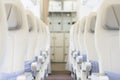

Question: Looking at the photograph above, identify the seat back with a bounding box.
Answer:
[78,17,87,54]
[73,22,80,51]
[45,26,50,51]
[26,10,37,61]
[84,12,98,61]
[35,18,42,57]
[0,0,8,67]
[42,23,48,51]
[95,0,120,73]
[1,0,28,73]
[69,26,75,51]
[39,20,48,52]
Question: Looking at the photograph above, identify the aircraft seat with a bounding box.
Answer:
[76,16,88,80]
[83,12,99,79]
[0,0,7,65]
[66,26,75,72]
[70,23,79,79]
[91,0,120,80]
[0,0,31,80]
[0,0,10,79]
[32,18,50,80]
[24,10,38,78]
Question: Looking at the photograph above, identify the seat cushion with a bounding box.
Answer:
[105,71,120,80]
[82,54,87,62]
[89,60,99,75]
[0,70,24,80]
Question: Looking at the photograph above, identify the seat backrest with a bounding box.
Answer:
[42,23,49,51]
[78,17,87,54]
[26,10,37,61]
[73,22,80,51]
[95,0,120,74]
[84,12,98,61]
[35,18,43,57]
[0,0,8,67]
[69,25,75,52]
[45,26,50,51]
[1,0,28,73]
[39,20,47,51]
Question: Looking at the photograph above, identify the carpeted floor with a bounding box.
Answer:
[46,74,73,80]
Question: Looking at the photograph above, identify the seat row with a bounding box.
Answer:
[0,0,50,80]
[68,0,120,80]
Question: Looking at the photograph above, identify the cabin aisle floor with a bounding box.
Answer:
[46,74,73,80]
[46,71,73,80]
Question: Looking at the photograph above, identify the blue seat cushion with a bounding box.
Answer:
[82,54,87,62]
[24,56,37,72]
[105,71,120,80]
[89,60,99,75]
[24,56,38,77]
[75,51,87,62]
[0,70,24,80]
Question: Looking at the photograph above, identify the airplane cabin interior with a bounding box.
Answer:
[0,0,120,80]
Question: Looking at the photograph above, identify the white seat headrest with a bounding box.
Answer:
[26,10,37,32]
[5,0,28,31]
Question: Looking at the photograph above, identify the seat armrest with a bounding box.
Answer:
[42,52,47,59]
[17,75,26,80]
[76,56,83,64]
[73,52,77,59]
[31,62,39,72]
[17,74,33,80]
[82,62,91,72]
[91,73,109,80]
[71,50,76,56]
[38,56,45,64]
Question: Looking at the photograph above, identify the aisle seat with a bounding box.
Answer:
[83,12,99,79]
[0,0,29,80]
[92,0,120,80]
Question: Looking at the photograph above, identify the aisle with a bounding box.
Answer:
[46,74,73,80]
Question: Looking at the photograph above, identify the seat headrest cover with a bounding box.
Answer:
[4,0,29,31]
[104,5,120,30]
[27,15,33,32]
[89,16,96,33]
[5,4,22,31]
[81,17,86,33]
[26,10,37,33]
